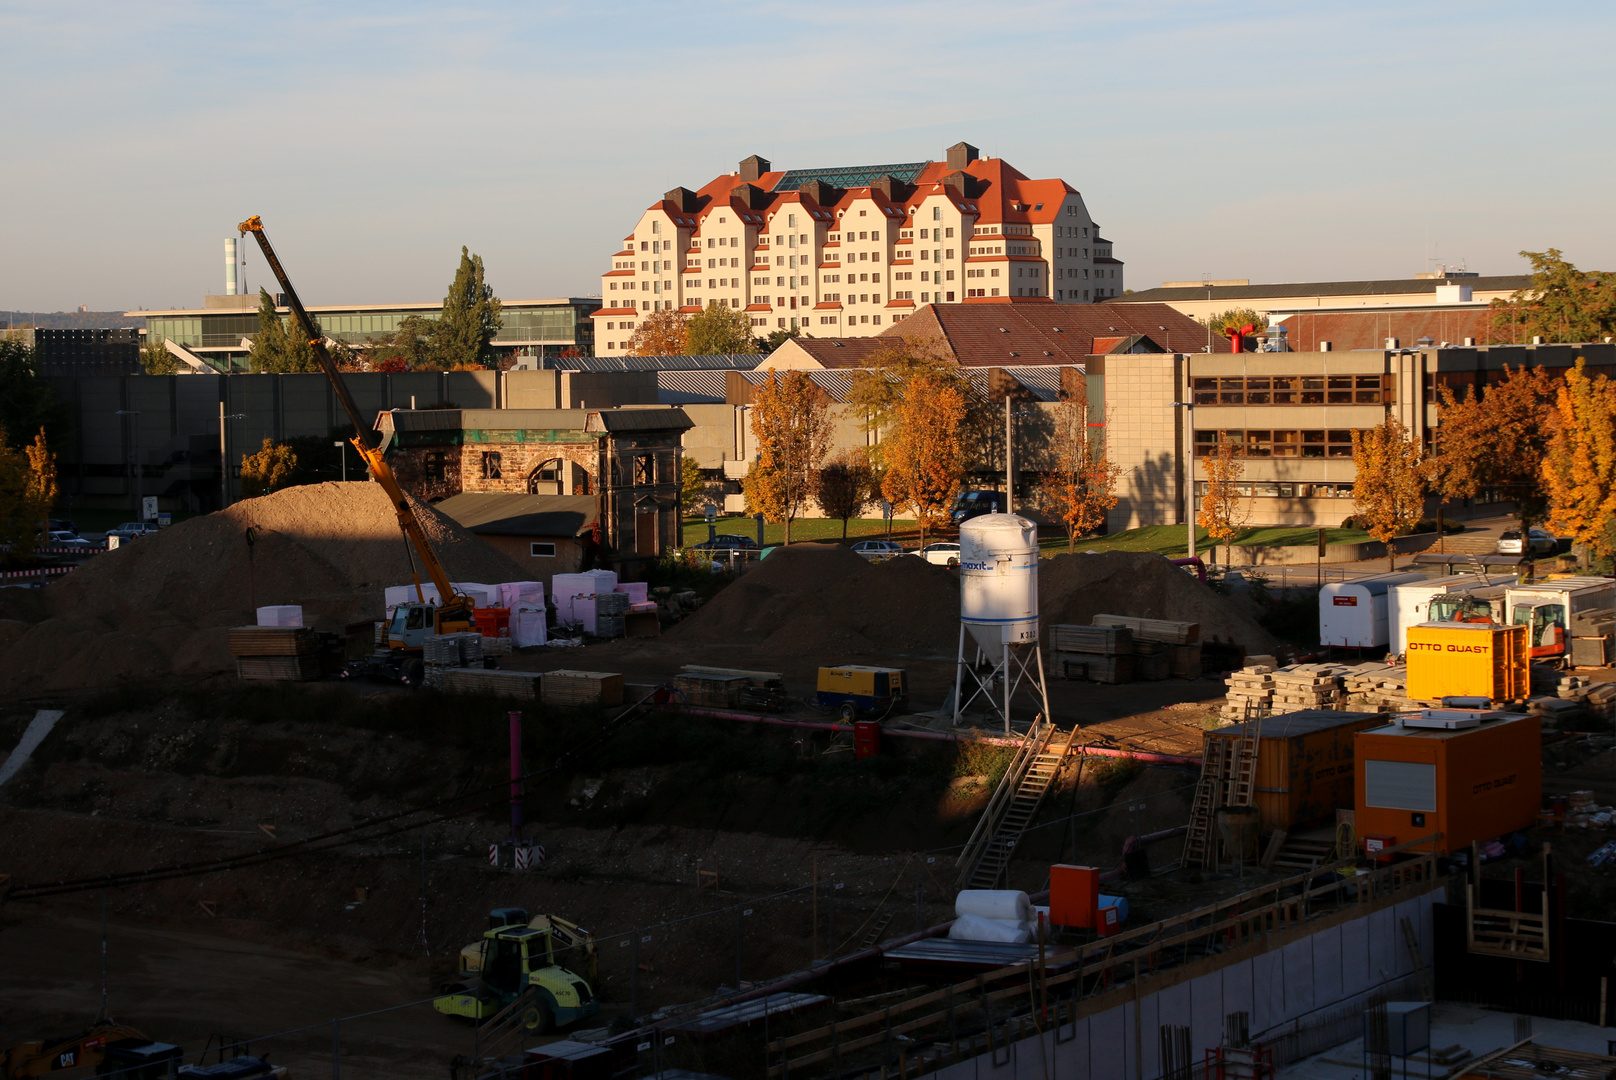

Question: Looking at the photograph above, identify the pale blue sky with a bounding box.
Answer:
[2,1,1612,311]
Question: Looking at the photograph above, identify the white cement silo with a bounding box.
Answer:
[953,513,1051,734]
[959,514,1040,652]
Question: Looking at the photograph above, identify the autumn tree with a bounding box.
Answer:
[367,314,437,371]
[1425,365,1556,536]
[435,246,503,368]
[815,451,878,539]
[1041,379,1121,552]
[1351,419,1427,570]
[626,308,689,356]
[140,336,180,375]
[240,439,299,498]
[0,426,55,550]
[679,455,709,516]
[1490,249,1616,345]
[25,428,56,539]
[1541,358,1616,561]
[881,368,968,546]
[846,335,983,468]
[1196,437,1249,566]
[248,288,317,373]
[1202,308,1269,351]
[686,302,758,355]
[743,371,831,544]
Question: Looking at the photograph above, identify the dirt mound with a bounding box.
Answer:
[1039,551,1275,652]
[669,543,962,659]
[2,482,527,694]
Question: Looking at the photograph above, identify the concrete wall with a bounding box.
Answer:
[1102,353,1186,532]
[932,890,1436,1080]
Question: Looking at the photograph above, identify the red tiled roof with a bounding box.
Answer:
[886,299,916,308]
[745,304,772,312]
[813,302,843,310]
[868,301,1203,363]
[592,307,639,317]
[603,269,635,277]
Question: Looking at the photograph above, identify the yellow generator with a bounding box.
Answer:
[1405,622,1528,703]
[816,666,908,720]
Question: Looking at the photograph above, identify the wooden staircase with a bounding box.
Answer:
[1269,833,1337,872]
[956,723,1074,890]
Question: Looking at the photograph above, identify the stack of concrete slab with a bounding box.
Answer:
[1221,664,1274,722]
[1270,665,1344,710]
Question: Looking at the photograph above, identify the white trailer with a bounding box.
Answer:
[1319,572,1428,649]
[1505,577,1616,662]
[1390,573,1517,654]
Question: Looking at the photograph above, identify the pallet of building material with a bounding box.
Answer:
[1049,625,1133,655]
[673,672,751,708]
[436,667,542,700]
[481,636,512,657]
[1051,651,1132,684]
[1092,615,1199,645]
[541,670,625,707]
[425,632,483,667]
[1135,651,1171,681]
[236,654,321,682]
[1171,643,1203,678]
[596,615,625,639]
[228,626,316,657]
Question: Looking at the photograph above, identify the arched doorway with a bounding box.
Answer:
[528,457,590,496]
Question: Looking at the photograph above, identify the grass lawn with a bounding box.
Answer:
[1037,523,1372,556]
[682,516,922,547]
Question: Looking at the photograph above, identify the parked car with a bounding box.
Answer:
[689,534,758,551]
[911,542,962,567]
[47,530,93,549]
[49,518,78,534]
[850,539,907,561]
[107,522,160,542]
[949,490,1005,526]
[1496,528,1557,557]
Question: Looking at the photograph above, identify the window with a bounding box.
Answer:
[481,452,502,480]
[632,456,652,485]
[1196,429,1362,458]
[424,451,446,482]
[945,228,954,238]
[530,542,557,558]
[932,206,941,220]
[788,213,797,227]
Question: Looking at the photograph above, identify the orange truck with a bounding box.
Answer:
[1354,710,1540,856]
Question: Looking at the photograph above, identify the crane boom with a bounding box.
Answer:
[236,216,472,627]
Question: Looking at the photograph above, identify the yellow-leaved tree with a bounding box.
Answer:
[1196,437,1249,566]
[240,439,299,498]
[0,426,55,551]
[1350,418,1427,570]
[742,371,831,544]
[626,309,689,356]
[1542,358,1616,561]
[881,368,967,547]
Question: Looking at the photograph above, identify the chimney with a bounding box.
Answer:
[869,175,898,201]
[946,141,980,171]
[738,154,771,183]
[224,237,238,296]
[1531,335,1545,345]
[1385,338,1400,350]
[734,183,766,210]
[1319,341,1332,352]
[1463,337,1475,347]
[664,186,699,213]
[797,179,835,206]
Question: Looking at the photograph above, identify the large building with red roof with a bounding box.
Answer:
[594,142,1123,355]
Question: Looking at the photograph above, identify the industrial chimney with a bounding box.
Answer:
[225,237,239,296]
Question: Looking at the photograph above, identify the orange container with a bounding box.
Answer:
[852,721,880,760]
[474,608,511,638]
[1354,712,1540,856]
[1049,864,1101,929]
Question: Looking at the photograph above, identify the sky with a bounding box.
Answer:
[2,0,1613,313]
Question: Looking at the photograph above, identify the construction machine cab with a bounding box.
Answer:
[1512,601,1567,657]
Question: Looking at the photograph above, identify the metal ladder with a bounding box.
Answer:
[956,723,1072,889]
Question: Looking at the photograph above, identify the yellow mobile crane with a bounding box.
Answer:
[238,216,476,685]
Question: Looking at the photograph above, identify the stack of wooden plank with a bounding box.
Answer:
[673,672,750,708]
[229,626,320,682]
[1050,625,1133,655]
[1092,615,1199,645]
[1135,651,1172,681]
[1052,653,1133,684]
[1270,666,1343,710]
[1170,644,1204,678]
[541,670,625,707]
[435,667,542,699]
[1221,664,1275,722]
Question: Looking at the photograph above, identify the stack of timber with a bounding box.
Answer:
[1049,617,1200,684]
[1220,664,1275,722]
[1270,666,1344,710]
[230,625,321,682]
[435,667,542,699]
[673,672,751,708]
[541,670,625,707]
[1096,614,1201,681]
[1092,614,1199,645]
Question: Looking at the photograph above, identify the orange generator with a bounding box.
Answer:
[1354,710,1540,856]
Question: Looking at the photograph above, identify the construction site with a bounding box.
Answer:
[5,221,1616,1080]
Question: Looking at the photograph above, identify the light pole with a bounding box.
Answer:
[334,441,347,482]
[115,410,140,519]
[218,403,246,509]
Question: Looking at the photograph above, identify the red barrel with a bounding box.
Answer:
[853,721,880,760]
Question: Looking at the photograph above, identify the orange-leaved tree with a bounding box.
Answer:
[626,308,689,356]
[1196,436,1249,567]
[1351,418,1426,570]
[742,370,831,544]
[240,439,299,499]
[24,427,56,541]
[1425,365,1556,538]
[1541,358,1616,561]
[881,368,967,547]
[1041,376,1120,552]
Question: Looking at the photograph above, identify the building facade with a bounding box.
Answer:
[1109,275,1529,328]
[592,142,1123,353]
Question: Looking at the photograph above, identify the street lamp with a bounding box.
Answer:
[219,404,246,509]
[115,410,141,519]
[334,441,347,482]
[1170,399,1195,559]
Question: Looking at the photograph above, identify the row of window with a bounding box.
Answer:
[1194,429,1367,458]
[1191,375,1392,406]
[1193,481,1357,499]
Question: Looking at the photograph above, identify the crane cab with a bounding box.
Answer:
[383,601,476,652]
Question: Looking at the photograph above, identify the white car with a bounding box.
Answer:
[849,539,907,561]
[47,530,94,548]
[911,542,962,567]
[1496,528,1557,557]
[107,521,160,541]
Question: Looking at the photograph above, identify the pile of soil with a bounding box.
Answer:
[1039,551,1276,652]
[666,544,1273,667]
[669,543,962,657]
[0,482,526,695]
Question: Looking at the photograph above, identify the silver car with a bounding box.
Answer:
[850,539,907,561]
[1496,528,1556,557]
[911,542,962,567]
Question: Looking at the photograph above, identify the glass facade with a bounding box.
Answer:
[147,300,596,353]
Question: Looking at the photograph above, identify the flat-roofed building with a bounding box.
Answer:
[593,142,1123,353]
[1108,274,1528,326]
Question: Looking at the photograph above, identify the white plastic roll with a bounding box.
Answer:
[948,913,1033,944]
[955,889,1033,922]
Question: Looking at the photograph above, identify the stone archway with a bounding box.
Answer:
[528,457,590,496]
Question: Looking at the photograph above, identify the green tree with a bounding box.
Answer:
[1351,419,1427,570]
[434,247,503,368]
[240,439,299,498]
[366,314,438,371]
[686,302,758,355]
[743,370,831,544]
[248,288,317,373]
[0,339,63,452]
[1490,250,1616,344]
[763,327,800,351]
[140,335,180,375]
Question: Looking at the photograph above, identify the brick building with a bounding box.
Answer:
[376,406,692,572]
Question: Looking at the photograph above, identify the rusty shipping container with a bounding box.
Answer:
[1204,710,1386,832]
[1354,711,1540,856]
